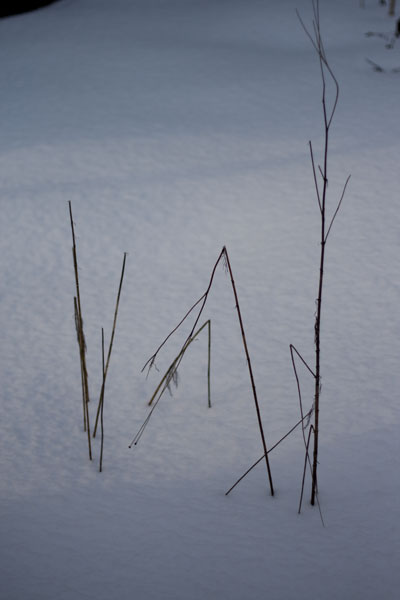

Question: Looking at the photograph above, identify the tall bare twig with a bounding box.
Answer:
[296,0,350,506]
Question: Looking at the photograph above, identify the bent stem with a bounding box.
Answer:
[131,247,274,497]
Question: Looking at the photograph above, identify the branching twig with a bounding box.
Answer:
[131,247,275,497]
[325,175,351,242]
[148,320,212,408]
[142,248,225,376]
[296,0,350,506]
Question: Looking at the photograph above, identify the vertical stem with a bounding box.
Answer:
[207,319,211,408]
[69,202,92,461]
[311,243,324,505]
[311,58,329,505]
[74,296,87,431]
[100,328,105,473]
[223,248,274,497]
[299,425,314,514]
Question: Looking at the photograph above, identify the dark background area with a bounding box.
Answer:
[0,0,60,18]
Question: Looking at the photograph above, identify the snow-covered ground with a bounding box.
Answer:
[0,1,399,598]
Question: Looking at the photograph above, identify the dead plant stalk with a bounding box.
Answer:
[93,252,127,440]
[132,247,274,497]
[297,0,350,505]
[69,201,92,461]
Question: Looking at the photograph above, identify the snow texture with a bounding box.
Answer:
[0,1,399,598]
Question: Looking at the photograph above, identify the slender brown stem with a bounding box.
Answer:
[74,297,87,431]
[69,202,92,461]
[99,328,105,472]
[297,1,349,507]
[207,319,211,408]
[93,253,127,438]
[222,247,274,496]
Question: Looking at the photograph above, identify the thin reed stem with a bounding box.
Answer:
[93,253,127,438]
[222,248,274,496]
[99,328,105,472]
[74,297,87,431]
[207,319,211,408]
[69,202,92,461]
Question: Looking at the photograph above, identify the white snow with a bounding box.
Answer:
[0,1,399,598]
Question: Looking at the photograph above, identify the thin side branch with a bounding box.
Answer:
[298,425,314,514]
[225,412,312,496]
[309,141,322,212]
[324,175,351,242]
[142,294,206,375]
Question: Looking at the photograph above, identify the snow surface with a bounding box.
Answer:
[0,0,399,598]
